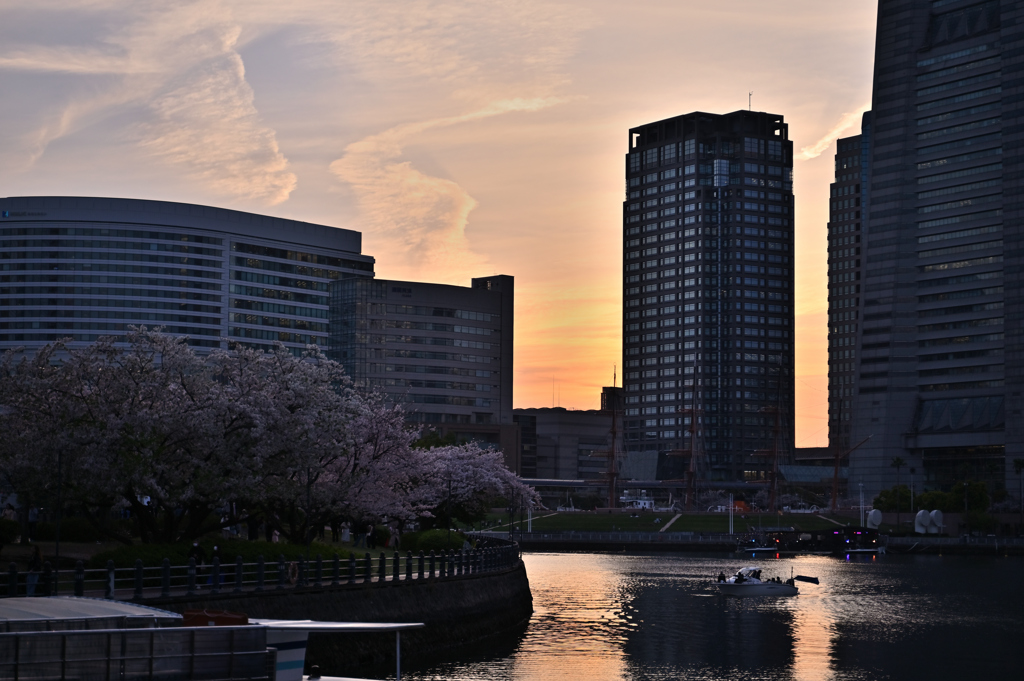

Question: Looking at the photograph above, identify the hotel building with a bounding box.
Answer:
[622,110,796,483]
[0,196,374,354]
[328,275,518,470]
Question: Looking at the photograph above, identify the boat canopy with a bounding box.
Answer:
[0,596,181,632]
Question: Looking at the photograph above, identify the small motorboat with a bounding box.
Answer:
[715,566,817,597]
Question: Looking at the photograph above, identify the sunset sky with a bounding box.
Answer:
[0,0,879,447]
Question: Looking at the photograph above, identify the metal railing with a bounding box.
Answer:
[887,535,1024,546]
[0,625,268,681]
[2,544,521,601]
[476,530,741,544]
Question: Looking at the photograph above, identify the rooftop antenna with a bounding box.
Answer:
[749,91,753,111]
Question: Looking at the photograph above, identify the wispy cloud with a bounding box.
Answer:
[330,98,566,280]
[0,48,139,74]
[0,1,296,205]
[795,103,870,161]
[133,6,297,203]
[0,0,591,207]
[142,49,296,205]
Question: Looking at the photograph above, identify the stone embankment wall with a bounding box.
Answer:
[141,561,533,676]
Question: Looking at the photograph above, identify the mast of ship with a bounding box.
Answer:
[685,404,705,511]
[831,435,872,512]
[754,355,789,512]
[607,367,620,510]
[685,351,706,511]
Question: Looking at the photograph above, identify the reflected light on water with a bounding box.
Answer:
[788,588,836,679]
[510,553,629,681]
[402,551,1024,681]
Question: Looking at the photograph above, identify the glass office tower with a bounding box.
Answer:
[622,110,795,483]
[847,0,1023,496]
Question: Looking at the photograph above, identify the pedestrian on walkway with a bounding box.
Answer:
[26,546,42,596]
[27,507,38,541]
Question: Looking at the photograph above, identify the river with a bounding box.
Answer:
[400,551,1023,680]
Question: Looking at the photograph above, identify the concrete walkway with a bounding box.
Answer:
[659,514,683,532]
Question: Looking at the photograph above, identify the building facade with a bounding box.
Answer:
[845,0,1023,496]
[0,196,374,354]
[512,407,617,481]
[622,110,796,483]
[328,275,518,470]
[827,133,866,465]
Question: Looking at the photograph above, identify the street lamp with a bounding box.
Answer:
[446,476,452,550]
[890,457,905,530]
[859,483,864,527]
[963,481,969,536]
[909,467,915,515]
[54,449,63,594]
[1014,459,1024,532]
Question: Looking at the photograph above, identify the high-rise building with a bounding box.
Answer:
[622,110,795,484]
[827,132,866,476]
[0,196,373,354]
[328,275,518,470]
[844,0,1023,497]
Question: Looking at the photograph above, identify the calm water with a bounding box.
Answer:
[402,551,1024,680]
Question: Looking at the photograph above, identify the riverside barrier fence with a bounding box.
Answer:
[885,535,1024,553]
[1,540,521,600]
[474,530,740,545]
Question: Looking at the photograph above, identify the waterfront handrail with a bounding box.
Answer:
[2,542,521,600]
[474,530,740,544]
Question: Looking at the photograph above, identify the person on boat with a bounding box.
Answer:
[717,572,726,583]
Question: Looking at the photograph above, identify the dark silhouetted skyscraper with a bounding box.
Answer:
[622,110,795,484]
[841,0,1023,497]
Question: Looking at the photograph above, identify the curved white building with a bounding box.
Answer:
[0,196,374,354]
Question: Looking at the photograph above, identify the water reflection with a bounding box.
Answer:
[403,552,1024,680]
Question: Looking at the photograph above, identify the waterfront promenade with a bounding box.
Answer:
[1,540,533,676]
[3,542,520,601]
[476,530,1024,555]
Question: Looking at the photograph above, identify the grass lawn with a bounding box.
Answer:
[484,511,852,534]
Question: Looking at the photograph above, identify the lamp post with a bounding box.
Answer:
[909,467,915,515]
[890,457,905,530]
[446,476,452,550]
[1014,459,1024,532]
[963,481,969,536]
[54,449,63,594]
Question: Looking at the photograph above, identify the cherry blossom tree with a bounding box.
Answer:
[0,328,537,545]
[412,443,540,529]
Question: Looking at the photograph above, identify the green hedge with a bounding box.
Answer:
[33,518,135,543]
[88,539,351,569]
[400,529,472,554]
[0,519,19,546]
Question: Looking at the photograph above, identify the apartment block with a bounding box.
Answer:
[622,110,795,483]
